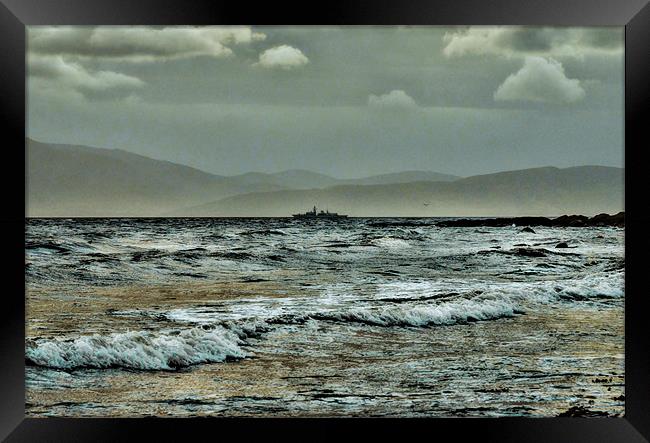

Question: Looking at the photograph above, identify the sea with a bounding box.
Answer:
[25,217,625,417]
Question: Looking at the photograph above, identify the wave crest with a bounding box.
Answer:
[311,297,520,327]
[26,326,246,371]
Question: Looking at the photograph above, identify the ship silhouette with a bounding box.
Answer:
[292,205,348,219]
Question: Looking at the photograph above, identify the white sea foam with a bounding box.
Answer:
[117,271,623,334]
[479,270,624,303]
[311,296,520,327]
[24,270,623,373]
[26,326,247,370]
[372,271,624,306]
[371,237,411,248]
[375,276,623,305]
[535,271,624,300]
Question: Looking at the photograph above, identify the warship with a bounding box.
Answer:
[292,206,348,219]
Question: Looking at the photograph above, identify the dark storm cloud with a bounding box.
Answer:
[502,28,555,52]
[27,26,624,177]
[28,54,145,101]
[443,27,623,58]
[580,28,624,49]
[28,26,267,62]
[27,26,314,101]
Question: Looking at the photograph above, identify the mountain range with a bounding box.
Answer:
[26,138,623,217]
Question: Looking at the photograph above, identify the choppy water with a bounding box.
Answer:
[25,218,625,417]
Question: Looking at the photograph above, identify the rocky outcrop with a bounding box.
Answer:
[437,212,624,228]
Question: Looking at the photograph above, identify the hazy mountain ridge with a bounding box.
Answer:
[339,170,459,186]
[221,169,459,189]
[229,170,341,189]
[27,139,461,216]
[175,166,624,217]
[27,139,289,216]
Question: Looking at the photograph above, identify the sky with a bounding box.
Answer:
[26,26,624,178]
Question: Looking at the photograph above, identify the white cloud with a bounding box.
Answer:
[494,57,586,104]
[28,26,267,62]
[255,45,309,69]
[28,55,145,100]
[368,90,417,109]
[443,27,622,59]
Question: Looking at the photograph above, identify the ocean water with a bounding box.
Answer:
[25,218,625,417]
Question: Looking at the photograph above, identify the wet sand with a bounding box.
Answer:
[26,282,624,417]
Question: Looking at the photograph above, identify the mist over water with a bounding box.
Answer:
[25,218,624,416]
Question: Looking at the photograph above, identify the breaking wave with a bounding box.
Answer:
[308,296,521,327]
[25,270,621,372]
[540,271,624,301]
[25,326,247,371]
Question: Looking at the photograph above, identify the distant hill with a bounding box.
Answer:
[227,169,459,190]
[174,166,624,217]
[26,139,460,216]
[340,170,459,186]
[230,170,341,189]
[26,139,287,216]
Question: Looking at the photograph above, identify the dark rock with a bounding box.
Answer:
[521,227,536,233]
[589,211,624,227]
[553,214,588,226]
[592,213,610,220]
[555,242,569,248]
[557,405,611,417]
[514,248,546,257]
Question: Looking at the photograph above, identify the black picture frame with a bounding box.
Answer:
[2,0,649,441]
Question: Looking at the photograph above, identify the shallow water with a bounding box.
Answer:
[25,218,625,417]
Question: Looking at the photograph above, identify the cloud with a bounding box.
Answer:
[494,57,586,104]
[28,55,145,100]
[368,90,417,109]
[28,26,267,62]
[443,27,622,58]
[254,45,309,69]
